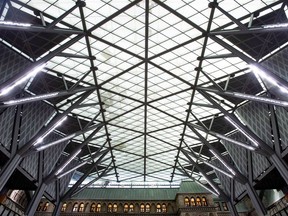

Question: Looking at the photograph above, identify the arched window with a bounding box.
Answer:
[90,203,96,212]
[222,202,228,211]
[43,202,49,211]
[113,203,118,212]
[202,197,208,206]
[37,202,43,211]
[61,203,67,212]
[124,204,129,212]
[129,204,134,212]
[191,197,196,206]
[96,203,101,212]
[140,204,145,212]
[162,204,167,213]
[146,204,150,213]
[73,203,78,212]
[184,197,189,206]
[79,203,85,212]
[156,203,161,212]
[108,203,112,212]
[215,202,220,211]
[196,197,201,206]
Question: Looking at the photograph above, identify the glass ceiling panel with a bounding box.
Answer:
[10,0,280,186]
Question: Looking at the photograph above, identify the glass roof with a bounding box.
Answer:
[1,0,286,191]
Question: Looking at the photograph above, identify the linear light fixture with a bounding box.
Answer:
[249,64,288,94]
[214,133,256,151]
[34,116,67,146]
[55,149,82,175]
[0,63,46,96]
[199,172,220,195]
[56,161,87,179]
[36,133,75,151]
[195,180,219,196]
[262,23,288,29]
[231,92,288,107]
[202,161,234,178]
[4,92,59,105]
[224,116,259,147]
[209,149,236,176]
[0,21,31,27]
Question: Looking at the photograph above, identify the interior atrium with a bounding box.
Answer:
[0,0,288,215]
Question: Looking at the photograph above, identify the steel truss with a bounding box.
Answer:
[0,0,288,215]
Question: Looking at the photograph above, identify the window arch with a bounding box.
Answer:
[140,204,145,212]
[191,197,196,206]
[43,202,49,211]
[162,204,167,213]
[61,203,67,212]
[146,204,150,213]
[90,203,96,212]
[156,203,161,212]
[108,203,112,212]
[129,204,134,212]
[79,203,85,212]
[184,197,189,206]
[124,203,129,212]
[215,202,220,211]
[73,203,78,212]
[196,197,202,206]
[37,202,43,211]
[222,202,228,211]
[96,203,101,212]
[202,197,208,206]
[113,203,118,212]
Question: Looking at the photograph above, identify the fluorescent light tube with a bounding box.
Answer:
[0,63,46,96]
[0,21,31,27]
[55,149,81,175]
[225,116,259,147]
[209,149,236,176]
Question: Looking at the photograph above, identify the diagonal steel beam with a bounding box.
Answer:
[0,23,85,34]
[79,5,119,182]
[188,122,256,151]
[60,149,109,201]
[196,86,288,108]
[179,152,238,216]
[0,86,97,108]
[44,124,104,184]
[47,1,83,29]
[143,0,150,182]
[0,34,84,92]
[209,25,288,36]
[210,35,288,90]
[88,0,142,33]
[31,123,104,153]
[200,90,288,185]
[0,90,93,192]
[167,1,216,183]
[152,0,205,33]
